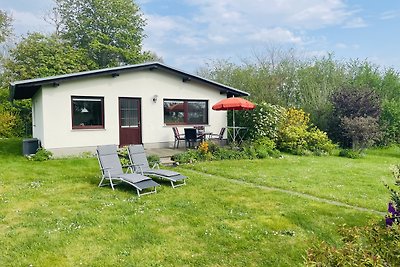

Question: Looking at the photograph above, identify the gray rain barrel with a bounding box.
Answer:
[22,138,40,155]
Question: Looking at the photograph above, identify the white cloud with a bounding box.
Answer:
[144,14,183,38]
[248,27,303,44]
[343,17,367,28]
[141,0,371,71]
[207,34,228,44]
[336,43,347,49]
[188,0,352,29]
[380,10,400,20]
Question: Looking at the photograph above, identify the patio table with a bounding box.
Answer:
[227,126,248,144]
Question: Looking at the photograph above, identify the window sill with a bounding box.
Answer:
[71,128,106,131]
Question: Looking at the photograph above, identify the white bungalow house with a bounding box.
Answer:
[10,62,249,156]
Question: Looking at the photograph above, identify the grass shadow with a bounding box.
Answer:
[0,138,23,156]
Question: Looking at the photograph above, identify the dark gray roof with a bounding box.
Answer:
[10,62,249,100]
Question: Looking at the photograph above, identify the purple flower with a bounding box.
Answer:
[386,202,400,227]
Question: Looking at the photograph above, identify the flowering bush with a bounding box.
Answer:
[385,165,400,226]
[238,102,286,141]
[306,223,400,266]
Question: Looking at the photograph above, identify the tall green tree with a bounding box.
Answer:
[54,0,151,68]
[2,33,95,136]
[0,10,12,43]
[3,32,94,81]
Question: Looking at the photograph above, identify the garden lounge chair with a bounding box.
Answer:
[127,144,187,188]
[96,145,160,197]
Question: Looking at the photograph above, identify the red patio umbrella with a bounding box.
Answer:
[212,97,256,142]
[212,97,256,111]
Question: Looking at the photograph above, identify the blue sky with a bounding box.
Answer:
[2,0,400,73]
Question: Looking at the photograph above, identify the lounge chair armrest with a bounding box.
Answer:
[100,167,113,178]
[122,164,133,168]
[130,163,144,174]
[101,166,113,171]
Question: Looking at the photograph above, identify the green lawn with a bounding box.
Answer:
[0,139,398,266]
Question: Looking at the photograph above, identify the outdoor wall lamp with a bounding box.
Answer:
[152,94,158,103]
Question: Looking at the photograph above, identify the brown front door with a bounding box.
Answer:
[119,97,141,146]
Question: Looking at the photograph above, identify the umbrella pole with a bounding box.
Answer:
[233,109,236,143]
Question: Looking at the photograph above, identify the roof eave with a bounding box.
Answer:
[9,62,250,100]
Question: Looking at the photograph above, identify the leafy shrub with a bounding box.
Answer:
[306,223,400,266]
[306,127,337,155]
[341,116,381,151]
[0,108,20,138]
[277,108,335,155]
[28,148,53,161]
[380,99,400,145]
[171,139,281,164]
[252,137,281,158]
[329,87,381,148]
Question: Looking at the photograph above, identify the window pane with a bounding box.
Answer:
[164,100,184,124]
[187,101,207,124]
[120,98,139,127]
[72,97,103,128]
[163,99,208,125]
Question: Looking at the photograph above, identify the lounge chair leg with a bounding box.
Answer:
[98,176,105,187]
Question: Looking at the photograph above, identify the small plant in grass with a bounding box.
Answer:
[338,148,364,159]
[247,137,281,159]
[147,154,160,167]
[28,148,53,161]
[171,149,201,163]
[117,146,130,166]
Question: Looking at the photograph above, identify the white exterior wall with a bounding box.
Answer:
[36,70,227,155]
[32,90,44,143]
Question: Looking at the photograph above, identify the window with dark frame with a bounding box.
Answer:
[71,96,104,129]
[164,99,208,125]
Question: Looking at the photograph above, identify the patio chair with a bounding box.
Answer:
[96,145,160,197]
[209,127,226,144]
[127,144,187,188]
[172,127,185,148]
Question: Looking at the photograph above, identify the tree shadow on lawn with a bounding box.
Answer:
[366,146,400,159]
